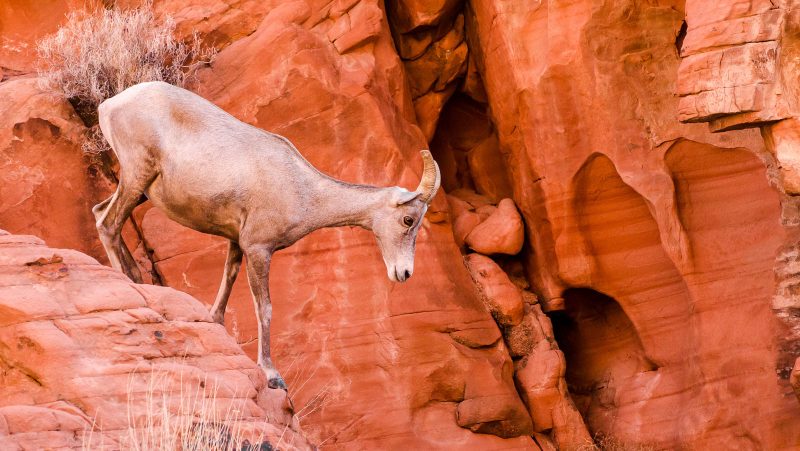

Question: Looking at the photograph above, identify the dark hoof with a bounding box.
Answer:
[268,376,287,391]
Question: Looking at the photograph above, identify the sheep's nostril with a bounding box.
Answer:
[404,270,411,280]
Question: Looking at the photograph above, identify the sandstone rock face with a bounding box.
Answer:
[3,0,800,449]
[675,1,800,205]
[123,0,538,448]
[677,7,800,446]
[467,0,800,448]
[0,1,102,76]
[793,357,800,402]
[431,95,513,203]
[677,1,786,130]
[0,78,112,259]
[0,230,310,450]
[388,0,468,140]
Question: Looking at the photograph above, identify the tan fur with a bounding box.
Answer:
[169,104,200,130]
[92,81,440,389]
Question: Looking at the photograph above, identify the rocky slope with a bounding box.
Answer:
[0,229,309,449]
[1,0,800,449]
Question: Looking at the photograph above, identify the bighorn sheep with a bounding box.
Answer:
[93,81,440,389]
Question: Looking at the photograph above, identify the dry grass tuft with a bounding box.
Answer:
[37,2,215,154]
[81,366,283,451]
[578,432,658,451]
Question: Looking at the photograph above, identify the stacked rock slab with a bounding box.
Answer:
[0,229,310,450]
[463,252,592,450]
[676,2,800,195]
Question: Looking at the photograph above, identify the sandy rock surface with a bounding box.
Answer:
[0,230,310,450]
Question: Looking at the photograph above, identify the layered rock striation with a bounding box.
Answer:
[1,0,544,448]
[463,0,800,448]
[1,0,800,449]
[0,229,309,449]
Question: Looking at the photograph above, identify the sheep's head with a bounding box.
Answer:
[372,150,441,283]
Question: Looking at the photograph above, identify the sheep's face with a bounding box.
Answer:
[371,188,429,283]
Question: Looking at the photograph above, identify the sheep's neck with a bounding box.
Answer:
[305,178,385,231]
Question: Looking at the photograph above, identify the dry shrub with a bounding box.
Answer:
[37,2,215,154]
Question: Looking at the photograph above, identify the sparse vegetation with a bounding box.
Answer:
[80,366,282,451]
[578,432,657,451]
[37,2,214,154]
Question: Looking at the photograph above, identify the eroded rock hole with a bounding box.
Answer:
[550,288,656,421]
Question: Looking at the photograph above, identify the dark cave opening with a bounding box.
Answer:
[549,288,656,418]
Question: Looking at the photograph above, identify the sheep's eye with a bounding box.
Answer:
[403,216,414,227]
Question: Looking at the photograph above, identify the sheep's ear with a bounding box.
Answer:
[395,189,421,206]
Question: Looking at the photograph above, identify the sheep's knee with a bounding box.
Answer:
[95,220,115,244]
[92,197,112,221]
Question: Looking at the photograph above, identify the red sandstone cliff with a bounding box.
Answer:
[2,0,800,449]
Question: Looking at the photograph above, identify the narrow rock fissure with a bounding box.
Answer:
[675,20,687,55]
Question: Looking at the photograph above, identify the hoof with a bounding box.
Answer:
[268,376,287,391]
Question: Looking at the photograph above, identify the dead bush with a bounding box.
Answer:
[37,2,215,154]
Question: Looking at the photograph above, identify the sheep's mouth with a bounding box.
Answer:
[391,266,411,283]
[388,266,399,282]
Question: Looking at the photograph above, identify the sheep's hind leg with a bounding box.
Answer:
[244,245,286,390]
[93,176,153,284]
[210,240,243,324]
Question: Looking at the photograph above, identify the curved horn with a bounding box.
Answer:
[415,150,441,203]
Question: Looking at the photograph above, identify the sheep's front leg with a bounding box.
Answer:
[244,245,286,390]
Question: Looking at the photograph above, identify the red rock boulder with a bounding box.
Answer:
[465,253,524,326]
[465,198,524,255]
